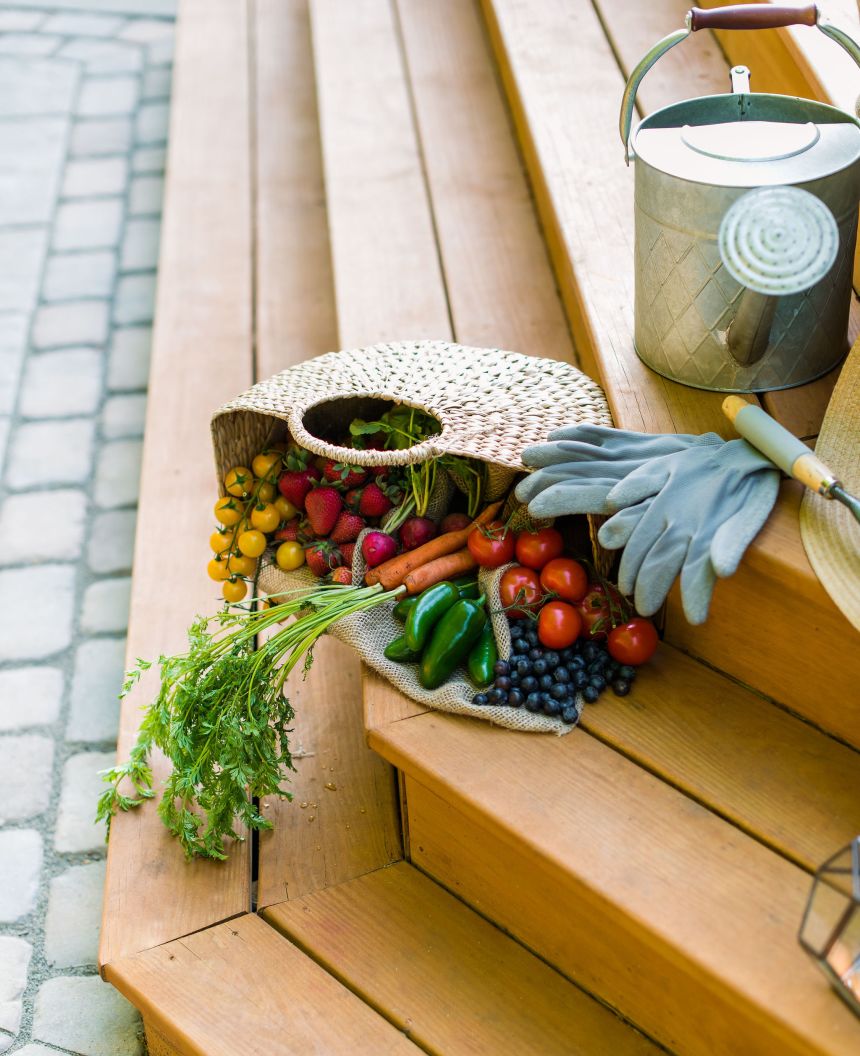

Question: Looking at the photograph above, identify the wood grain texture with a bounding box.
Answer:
[100,0,253,970]
[395,0,574,360]
[107,914,418,1056]
[371,719,860,1056]
[265,862,661,1056]
[579,641,860,871]
[252,0,402,910]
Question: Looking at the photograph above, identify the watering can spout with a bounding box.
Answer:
[718,186,839,367]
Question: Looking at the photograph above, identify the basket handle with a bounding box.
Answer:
[619,3,860,163]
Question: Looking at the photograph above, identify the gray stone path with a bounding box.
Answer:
[0,3,175,1052]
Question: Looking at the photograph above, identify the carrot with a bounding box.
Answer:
[365,501,502,590]
[403,548,477,595]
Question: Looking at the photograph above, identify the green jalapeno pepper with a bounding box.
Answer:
[404,581,461,652]
[393,595,418,623]
[384,634,421,663]
[467,621,497,687]
[419,597,487,690]
[454,579,480,600]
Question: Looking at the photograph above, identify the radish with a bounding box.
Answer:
[440,512,472,534]
[400,516,438,551]
[361,531,398,567]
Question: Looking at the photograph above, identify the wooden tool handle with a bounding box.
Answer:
[689,4,817,32]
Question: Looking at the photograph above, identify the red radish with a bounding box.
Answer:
[359,481,394,518]
[362,531,398,568]
[331,567,353,585]
[305,486,343,536]
[278,466,320,509]
[330,511,365,544]
[440,512,472,534]
[305,541,343,577]
[400,516,438,551]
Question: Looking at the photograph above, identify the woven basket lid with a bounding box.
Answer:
[211,341,612,477]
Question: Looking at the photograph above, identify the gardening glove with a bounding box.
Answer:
[598,437,780,625]
[516,424,722,517]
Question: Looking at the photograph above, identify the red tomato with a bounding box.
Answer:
[515,527,564,570]
[499,565,542,618]
[537,601,582,649]
[573,586,613,640]
[540,557,588,603]
[467,521,515,568]
[607,618,658,666]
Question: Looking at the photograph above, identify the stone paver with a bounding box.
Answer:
[119,19,173,43]
[131,145,165,173]
[44,860,105,968]
[67,637,126,741]
[142,65,170,100]
[0,488,87,565]
[63,155,128,198]
[0,668,63,732]
[58,38,143,73]
[33,976,143,1056]
[79,74,140,117]
[113,273,155,325]
[94,438,142,508]
[0,34,60,56]
[55,751,116,853]
[0,565,75,661]
[135,100,169,144]
[70,117,133,157]
[53,198,123,251]
[42,12,123,36]
[0,315,28,416]
[19,348,102,417]
[0,228,47,314]
[6,418,95,488]
[81,576,132,633]
[87,509,137,573]
[107,325,151,389]
[102,393,147,438]
[0,13,43,32]
[0,117,67,226]
[0,56,77,116]
[0,935,32,1036]
[31,301,109,348]
[0,735,54,823]
[128,175,163,216]
[121,216,159,270]
[13,1045,57,1056]
[0,830,42,923]
[44,250,116,301]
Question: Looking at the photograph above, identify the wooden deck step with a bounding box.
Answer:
[264,861,661,1056]
[370,707,860,1056]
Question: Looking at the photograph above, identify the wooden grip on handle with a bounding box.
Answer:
[689,4,818,32]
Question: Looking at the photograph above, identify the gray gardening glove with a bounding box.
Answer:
[516,424,722,517]
[598,437,780,625]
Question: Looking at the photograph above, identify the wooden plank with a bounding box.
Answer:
[395,0,574,360]
[251,0,402,909]
[106,914,419,1056]
[309,0,451,347]
[265,862,662,1056]
[100,0,253,970]
[370,714,860,1056]
[579,642,860,872]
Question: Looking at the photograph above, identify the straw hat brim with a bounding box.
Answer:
[800,337,860,632]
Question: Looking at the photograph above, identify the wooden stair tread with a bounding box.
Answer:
[371,712,860,1056]
[106,914,418,1055]
[99,0,253,970]
[264,861,661,1056]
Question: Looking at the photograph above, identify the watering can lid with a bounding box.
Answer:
[633,93,860,187]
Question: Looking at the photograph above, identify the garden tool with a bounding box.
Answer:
[723,396,860,525]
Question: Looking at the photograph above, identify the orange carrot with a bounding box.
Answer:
[365,501,502,590]
[403,548,477,595]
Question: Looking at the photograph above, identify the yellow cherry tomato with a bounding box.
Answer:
[274,496,298,521]
[210,530,232,554]
[207,557,230,581]
[227,553,257,578]
[222,578,248,603]
[238,529,267,558]
[250,502,280,533]
[276,541,305,571]
[252,452,281,480]
[214,497,243,526]
[256,481,276,503]
[224,466,253,498]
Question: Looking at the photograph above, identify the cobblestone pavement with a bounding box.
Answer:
[0,3,175,1052]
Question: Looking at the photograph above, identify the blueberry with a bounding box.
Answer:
[619,665,637,681]
[495,675,512,691]
[544,651,560,669]
[550,683,568,701]
[472,693,488,706]
[535,674,550,692]
[582,685,600,704]
[514,637,530,654]
[520,675,538,694]
[509,670,520,685]
[533,658,548,676]
[561,648,577,663]
[543,697,562,716]
[516,660,531,678]
[508,688,524,708]
[494,660,510,677]
[561,705,579,724]
[554,666,570,684]
[525,692,542,712]
[573,670,588,689]
[568,656,585,671]
[612,679,631,697]
[528,646,542,661]
[583,643,599,663]
[590,675,607,692]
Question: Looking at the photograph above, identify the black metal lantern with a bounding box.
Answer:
[799,837,860,1016]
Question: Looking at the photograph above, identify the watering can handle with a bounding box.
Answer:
[619,3,860,163]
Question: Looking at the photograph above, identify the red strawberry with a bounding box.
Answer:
[370,465,389,477]
[330,511,365,544]
[274,517,306,543]
[344,487,364,512]
[359,481,394,518]
[322,459,368,489]
[361,531,398,568]
[278,466,321,509]
[339,542,356,566]
[304,486,342,536]
[304,541,343,577]
[330,567,353,585]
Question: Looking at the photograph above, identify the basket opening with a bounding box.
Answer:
[301,396,441,451]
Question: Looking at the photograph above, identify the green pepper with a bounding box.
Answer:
[384,634,420,663]
[467,621,497,687]
[393,595,418,623]
[404,581,461,652]
[419,597,487,690]
[454,578,480,600]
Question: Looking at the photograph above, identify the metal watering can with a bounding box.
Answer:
[621,3,860,392]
